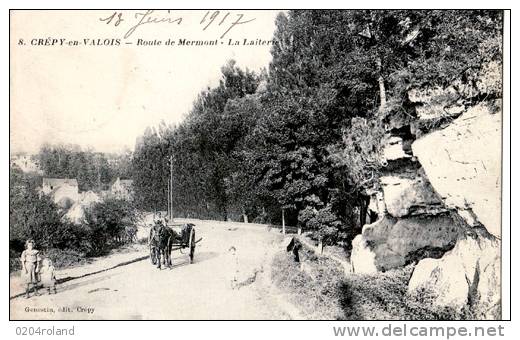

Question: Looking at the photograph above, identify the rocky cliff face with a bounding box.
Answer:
[351,213,464,273]
[350,62,502,319]
[412,102,502,237]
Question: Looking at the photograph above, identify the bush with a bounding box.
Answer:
[83,198,137,256]
[10,174,137,268]
[42,248,90,269]
[10,248,22,272]
[10,182,68,249]
[298,204,344,245]
[271,249,347,319]
[271,250,468,320]
[340,266,433,320]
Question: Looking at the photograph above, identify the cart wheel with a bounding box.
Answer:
[188,228,196,264]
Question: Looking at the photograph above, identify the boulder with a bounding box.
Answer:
[382,136,412,162]
[412,101,502,237]
[351,214,463,273]
[350,234,378,274]
[408,228,501,319]
[380,172,447,218]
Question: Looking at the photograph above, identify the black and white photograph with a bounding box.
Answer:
[8,9,508,323]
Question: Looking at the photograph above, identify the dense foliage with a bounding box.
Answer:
[37,144,132,191]
[10,166,137,271]
[83,198,137,255]
[132,10,502,245]
[10,167,76,250]
[271,249,470,320]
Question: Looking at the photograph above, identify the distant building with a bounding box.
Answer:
[111,177,134,200]
[64,190,102,224]
[41,178,80,207]
[42,178,78,194]
[10,154,42,174]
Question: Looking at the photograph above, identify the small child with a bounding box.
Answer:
[20,239,41,298]
[39,258,57,295]
[227,246,239,289]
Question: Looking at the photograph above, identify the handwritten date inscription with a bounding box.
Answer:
[100,10,256,39]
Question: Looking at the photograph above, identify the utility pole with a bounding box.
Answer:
[282,208,286,235]
[170,155,174,221]
[167,175,171,220]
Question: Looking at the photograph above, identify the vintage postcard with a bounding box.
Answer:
[9,9,506,321]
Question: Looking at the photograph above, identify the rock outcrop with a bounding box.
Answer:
[408,227,501,319]
[380,171,447,218]
[352,214,462,273]
[350,234,378,274]
[412,101,502,237]
[350,62,502,319]
[382,136,412,161]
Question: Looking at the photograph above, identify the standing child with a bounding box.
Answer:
[39,258,57,294]
[20,239,41,298]
[227,246,239,289]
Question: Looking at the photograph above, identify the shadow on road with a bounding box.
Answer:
[11,251,220,300]
[58,272,121,294]
[156,251,219,270]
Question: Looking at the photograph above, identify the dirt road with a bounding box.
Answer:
[10,220,294,320]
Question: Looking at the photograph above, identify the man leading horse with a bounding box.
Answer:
[149,215,195,269]
[149,217,174,269]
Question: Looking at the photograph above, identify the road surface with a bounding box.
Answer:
[10,220,293,320]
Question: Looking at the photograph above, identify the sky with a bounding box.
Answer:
[10,10,281,154]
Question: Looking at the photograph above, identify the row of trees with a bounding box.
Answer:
[37,144,133,191]
[132,10,502,246]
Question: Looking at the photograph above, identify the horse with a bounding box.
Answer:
[149,222,196,269]
[149,222,175,269]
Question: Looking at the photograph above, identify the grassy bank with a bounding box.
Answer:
[271,248,466,320]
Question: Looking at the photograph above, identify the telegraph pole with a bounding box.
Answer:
[282,208,286,235]
[167,175,171,220]
[170,155,174,221]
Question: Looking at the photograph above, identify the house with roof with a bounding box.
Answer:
[41,178,80,208]
[111,177,134,200]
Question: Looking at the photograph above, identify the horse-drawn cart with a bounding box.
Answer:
[149,222,202,269]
